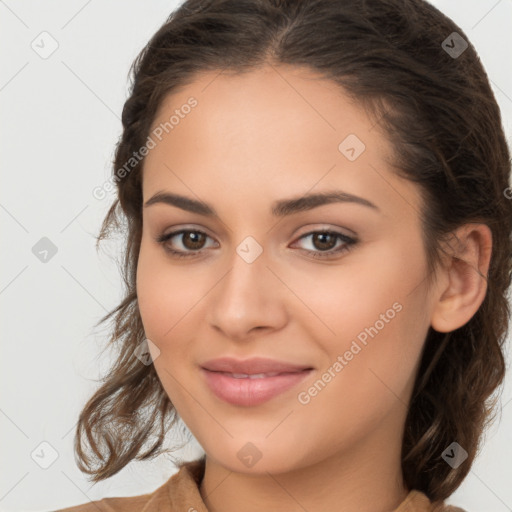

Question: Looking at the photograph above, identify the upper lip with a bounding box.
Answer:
[201,357,313,375]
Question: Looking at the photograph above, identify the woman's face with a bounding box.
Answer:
[136,64,438,474]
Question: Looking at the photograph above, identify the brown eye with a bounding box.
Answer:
[181,231,207,250]
[292,230,357,259]
[310,232,338,251]
[156,228,357,260]
[156,229,217,258]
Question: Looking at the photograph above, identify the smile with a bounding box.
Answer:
[201,368,313,406]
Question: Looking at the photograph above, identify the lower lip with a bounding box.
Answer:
[201,368,313,407]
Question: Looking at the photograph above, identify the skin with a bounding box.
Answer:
[136,64,492,512]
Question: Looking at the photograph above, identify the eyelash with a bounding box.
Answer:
[155,228,357,260]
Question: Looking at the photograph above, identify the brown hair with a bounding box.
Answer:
[75,0,512,503]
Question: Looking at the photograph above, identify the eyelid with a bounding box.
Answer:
[158,224,355,243]
[292,224,356,239]
[157,227,219,249]
[155,223,358,260]
[289,229,357,255]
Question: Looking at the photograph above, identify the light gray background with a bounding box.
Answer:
[1,1,511,511]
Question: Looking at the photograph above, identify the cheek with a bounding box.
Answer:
[135,245,198,404]
[135,242,221,399]
[289,238,429,392]
[285,239,424,339]
[136,242,200,340]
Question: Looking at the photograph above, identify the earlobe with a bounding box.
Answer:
[430,224,492,333]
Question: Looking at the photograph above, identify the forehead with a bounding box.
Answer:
[149,64,380,149]
[142,64,423,220]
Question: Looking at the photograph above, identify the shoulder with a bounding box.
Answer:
[51,493,151,512]
[431,498,468,512]
[434,506,468,512]
[51,458,207,512]
[400,489,468,512]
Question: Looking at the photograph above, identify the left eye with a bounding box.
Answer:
[156,229,357,259]
[292,231,356,256]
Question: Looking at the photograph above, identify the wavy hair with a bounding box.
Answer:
[74,0,512,503]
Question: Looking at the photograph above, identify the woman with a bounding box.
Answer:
[56,0,511,510]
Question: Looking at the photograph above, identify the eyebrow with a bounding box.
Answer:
[143,190,380,217]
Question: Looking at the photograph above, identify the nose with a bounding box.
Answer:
[206,245,288,341]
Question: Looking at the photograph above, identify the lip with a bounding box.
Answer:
[200,357,314,407]
[201,356,313,374]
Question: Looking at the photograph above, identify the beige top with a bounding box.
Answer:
[54,458,467,512]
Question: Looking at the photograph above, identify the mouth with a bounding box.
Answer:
[215,371,297,379]
[200,356,313,375]
[200,364,314,407]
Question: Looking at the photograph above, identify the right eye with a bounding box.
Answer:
[155,229,218,258]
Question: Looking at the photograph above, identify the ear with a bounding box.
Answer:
[430,224,492,333]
